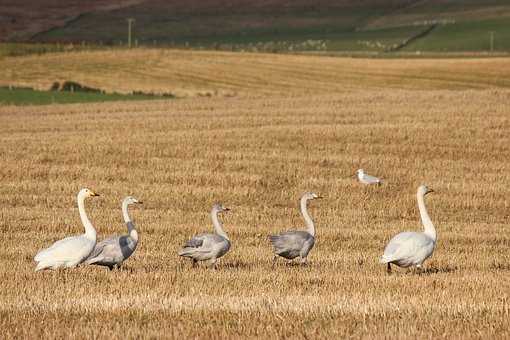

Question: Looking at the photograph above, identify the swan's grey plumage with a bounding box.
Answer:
[269,192,321,264]
[179,203,231,268]
[380,185,436,272]
[86,196,142,270]
[34,188,100,271]
[357,169,382,185]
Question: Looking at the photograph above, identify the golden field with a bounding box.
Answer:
[2,49,510,97]
[1,50,510,339]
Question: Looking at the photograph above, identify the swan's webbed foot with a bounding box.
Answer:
[300,257,308,266]
[386,263,392,274]
[192,259,198,268]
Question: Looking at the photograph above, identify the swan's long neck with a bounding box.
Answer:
[78,194,96,241]
[418,192,436,242]
[301,197,315,236]
[212,209,228,240]
[122,201,138,243]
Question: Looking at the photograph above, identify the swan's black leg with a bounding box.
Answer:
[272,255,278,267]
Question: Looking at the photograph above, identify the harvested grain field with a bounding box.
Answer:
[0,50,510,339]
[0,51,510,338]
[2,49,510,97]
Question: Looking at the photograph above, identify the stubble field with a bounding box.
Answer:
[0,53,510,338]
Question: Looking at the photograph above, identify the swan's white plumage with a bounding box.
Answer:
[380,185,436,270]
[380,231,435,267]
[34,188,99,271]
[35,236,96,270]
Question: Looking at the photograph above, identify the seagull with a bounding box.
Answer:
[356,169,382,185]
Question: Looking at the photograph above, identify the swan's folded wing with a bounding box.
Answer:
[35,235,81,261]
[183,234,207,248]
[86,236,120,261]
[382,231,432,262]
[35,236,92,262]
[270,231,309,251]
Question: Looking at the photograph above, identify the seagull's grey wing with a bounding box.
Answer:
[364,174,382,183]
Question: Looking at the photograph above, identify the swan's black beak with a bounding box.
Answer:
[91,192,100,197]
[224,207,231,212]
[136,201,143,204]
[427,189,435,194]
[316,196,324,199]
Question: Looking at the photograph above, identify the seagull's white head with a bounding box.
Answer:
[418,185,434,196]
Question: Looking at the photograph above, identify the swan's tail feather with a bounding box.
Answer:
[34,249,50,262]
[178,248,194,257]
[268,235,280,244]
[179,247,210,258]
[35,261,50,271]
[85,256,103,265]
[379,256,391,264]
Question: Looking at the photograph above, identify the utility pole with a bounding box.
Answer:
[489,31,495,52]
[127,18,135,48]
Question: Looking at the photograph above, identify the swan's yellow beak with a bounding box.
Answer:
[90,191,100,197]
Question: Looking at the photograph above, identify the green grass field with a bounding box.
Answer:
[26,1,510,53]
[0,43,109,58]
[0,87,160,106]
[404,18,510,52]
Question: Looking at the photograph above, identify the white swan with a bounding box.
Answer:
[34,188,100,271]
[356,169,382,185]
[380,185,436,272]
[269,192,322,265]
[86,196,142,270]
[178,203,231,268]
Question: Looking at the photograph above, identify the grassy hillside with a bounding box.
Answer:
[403,17,510,52]
[1,49,510,99]
[0,0,143,41]
[21,0,510,53]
